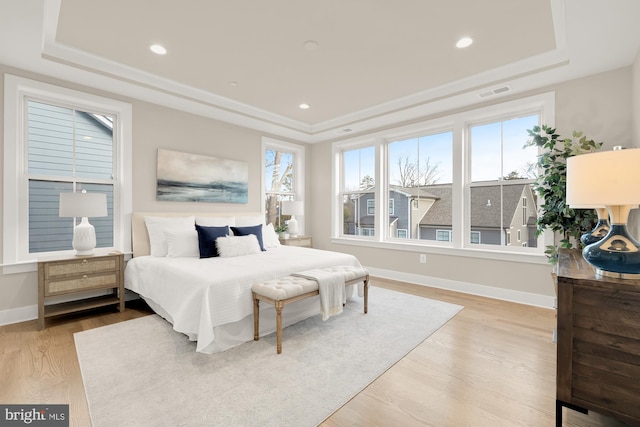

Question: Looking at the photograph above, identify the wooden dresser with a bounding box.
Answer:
[556,249,640,426]
[38,251,125,329]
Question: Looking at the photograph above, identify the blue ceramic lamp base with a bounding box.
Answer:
[582,224,640,279]
[580,219,610,246]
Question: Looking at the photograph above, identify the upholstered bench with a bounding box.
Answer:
[252,266,369,354]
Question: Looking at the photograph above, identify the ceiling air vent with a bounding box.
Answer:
[478,85,511,98]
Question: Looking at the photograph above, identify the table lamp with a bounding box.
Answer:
[566,147,640,278]
[282,201,304,237]
[59,190,108,255]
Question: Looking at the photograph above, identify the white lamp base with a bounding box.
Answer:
[73,217,97,256]
[288,216,299,237]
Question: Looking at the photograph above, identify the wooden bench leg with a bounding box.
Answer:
[363,275,369,314]
[253,293,259,341]
[275,300,284,354]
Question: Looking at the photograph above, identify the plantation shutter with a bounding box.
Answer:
[27,100,114,253]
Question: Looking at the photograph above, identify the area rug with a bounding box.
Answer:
[75,286,463,427]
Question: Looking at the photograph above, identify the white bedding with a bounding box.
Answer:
[125,245,362,353]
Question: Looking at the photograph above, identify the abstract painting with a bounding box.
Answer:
[156,149,248,203]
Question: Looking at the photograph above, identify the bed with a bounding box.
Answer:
[124,212,364,353]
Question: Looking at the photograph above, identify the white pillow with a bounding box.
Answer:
[215,235,261,258]
[262,223,281,248]
[144,216,195,257]
[165,228,199,258]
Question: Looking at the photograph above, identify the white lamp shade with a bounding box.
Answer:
[566,148,640,207]
[59,192,108,218]
[281,200,304,216]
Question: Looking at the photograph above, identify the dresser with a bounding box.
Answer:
[38,251,125,329]
[556,249,640,426]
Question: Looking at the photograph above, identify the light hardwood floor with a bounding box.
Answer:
[0,278,630,426]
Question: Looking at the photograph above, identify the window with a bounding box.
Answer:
[469,114,539,248]
[470,231,481,244]
[27,101,115,253]
[397,229,408,238]
[3,75,132,272]
[263,138,305,231]
[339,145,375,237]
[436,230,452,242]
[517,229,522,242]
[332,92,553,260]
[506,230,512,245]
[388,131,453,242]
[367,199,375,215]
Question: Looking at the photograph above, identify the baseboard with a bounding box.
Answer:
[0,304,38,326]
[365,266,555,309]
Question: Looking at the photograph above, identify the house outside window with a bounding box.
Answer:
[3,75,132,272]
[27,101,115,253]
[332,93,552,259]
[264,138,304,230]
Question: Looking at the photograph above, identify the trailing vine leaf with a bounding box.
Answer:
[524,125,603,264]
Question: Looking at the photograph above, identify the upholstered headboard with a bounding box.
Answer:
[131,212,263,258]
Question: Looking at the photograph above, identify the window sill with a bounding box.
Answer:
[330,237,550,265]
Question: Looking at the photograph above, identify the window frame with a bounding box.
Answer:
[331,92,555,264]
[3,75,132,273]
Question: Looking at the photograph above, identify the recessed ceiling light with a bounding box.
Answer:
[229,81,239,87]
[299,103,310,109]
[149,44,167,55]
[456,37,473,48]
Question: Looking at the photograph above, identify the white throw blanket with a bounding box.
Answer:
[292,269,345,320]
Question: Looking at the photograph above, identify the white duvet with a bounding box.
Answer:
[125,246,362,353]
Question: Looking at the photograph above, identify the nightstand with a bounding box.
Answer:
[37,251,125,329]
[279,236,312,248]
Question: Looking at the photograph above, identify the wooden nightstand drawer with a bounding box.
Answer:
[46,272,119,296]
[45,257,117,278]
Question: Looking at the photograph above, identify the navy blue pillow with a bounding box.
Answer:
[195,225,229,258]
[230,225,265,251]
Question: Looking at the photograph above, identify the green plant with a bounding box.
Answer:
[275,224,288,233]
[524,125,603,264]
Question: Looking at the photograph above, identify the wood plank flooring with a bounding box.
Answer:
[0,278,631,426]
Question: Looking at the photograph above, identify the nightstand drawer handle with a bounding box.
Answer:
[82,275,88,279]
[82,259,88,264]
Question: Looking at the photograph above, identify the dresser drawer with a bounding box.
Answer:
[45,257,118,278]
[46,272,119,296]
